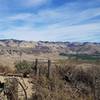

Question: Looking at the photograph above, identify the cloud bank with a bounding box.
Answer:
[0,0,100,42]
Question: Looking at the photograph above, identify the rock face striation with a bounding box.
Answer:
[0,39,100,56]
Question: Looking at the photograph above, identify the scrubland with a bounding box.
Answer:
[0,59,100,100]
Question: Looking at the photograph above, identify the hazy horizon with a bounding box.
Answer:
[0,38,100,43]
[0,0,100,42]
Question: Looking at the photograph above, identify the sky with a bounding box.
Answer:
[0,0,100,42]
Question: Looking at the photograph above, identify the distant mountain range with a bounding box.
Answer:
[0,39,100,56]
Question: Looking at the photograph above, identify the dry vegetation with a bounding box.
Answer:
[0,64,14,74]
[0,59,100,100]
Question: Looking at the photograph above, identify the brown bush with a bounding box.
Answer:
[0,64,13,73]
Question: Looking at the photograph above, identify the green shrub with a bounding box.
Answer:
[15,60,32,74]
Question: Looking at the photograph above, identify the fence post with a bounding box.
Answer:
[47,59,52,79]
[34,59,38,76]
[92,65,96,100]
[93,65,100,100]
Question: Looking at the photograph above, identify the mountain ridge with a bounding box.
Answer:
[0,39,100,55]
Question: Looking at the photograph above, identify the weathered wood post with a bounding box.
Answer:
[20,51,22,61]
[93,65,100,100]
[92,65,96,100]
[38,67,41,76]
[47,59,52,79]
[34,59,39,76]
[91,65,100,100]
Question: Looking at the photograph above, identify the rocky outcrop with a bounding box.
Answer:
[0,39,100,56]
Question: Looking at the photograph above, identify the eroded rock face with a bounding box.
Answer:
[19,41,37,48]
[0,39,100,56]
[0,39,37,48]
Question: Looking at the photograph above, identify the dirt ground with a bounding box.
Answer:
[0,75,33,99]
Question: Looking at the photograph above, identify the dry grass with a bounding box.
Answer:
[0,59,100,100]
[0,64,14,73]
[29,60,100,100]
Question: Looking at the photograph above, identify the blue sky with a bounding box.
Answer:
[0,0,100,42]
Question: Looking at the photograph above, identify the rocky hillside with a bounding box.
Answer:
[0,39,100,56]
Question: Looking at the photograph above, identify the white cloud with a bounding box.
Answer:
[1,22,100,42]
[6,5,100,27]
[78,7,100,21]
[8,13,33,20]
[0,0,100,42]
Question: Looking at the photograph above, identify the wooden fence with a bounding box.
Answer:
[0,59,100,100]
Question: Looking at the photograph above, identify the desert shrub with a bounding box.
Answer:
[30,76,70,100]
[15,60,32,74]
[0,64,12,73]
[71,67,93,86]
[37,63,48,77]
[55,64,94,97]
[28,61,100,100]
[56,64,75,82]
[26,59,100,100]
[30,75,92,100]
